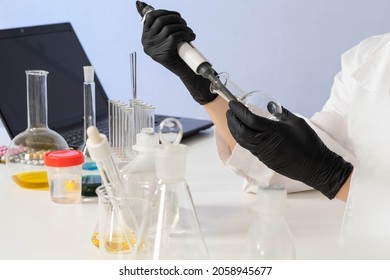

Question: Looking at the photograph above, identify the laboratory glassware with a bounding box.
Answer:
[79,66,101,198]
[134,118,208,260]
[87,126,140,250]
[247,185,296,259]
[5,70,69,190]
[94,185,147,256]
[210,72,282,120]
[120,127,159,199]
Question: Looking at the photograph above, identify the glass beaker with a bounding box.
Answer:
[210,72,282,120]
[6,70,69,190]
[93,185,147,257]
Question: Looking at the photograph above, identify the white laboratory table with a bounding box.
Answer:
[0,127,347,260]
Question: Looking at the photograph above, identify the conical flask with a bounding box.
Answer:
[247,185,296,259]
[6,70,69,190]
[135,118,209,260]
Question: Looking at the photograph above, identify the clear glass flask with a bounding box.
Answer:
[210,72,282,120]
[135,119,208,259]
[6,70,69,190]
[247,185,296,259]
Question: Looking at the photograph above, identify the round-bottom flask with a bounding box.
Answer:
[6,70,69,190]
[210,72,282,120]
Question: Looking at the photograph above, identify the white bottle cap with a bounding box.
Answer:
[83,66,94,83]
[155,144,187,181]
[133,127,159,152]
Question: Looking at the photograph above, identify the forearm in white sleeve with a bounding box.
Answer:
[214,72,355,194]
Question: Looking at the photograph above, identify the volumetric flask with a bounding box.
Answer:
[6,70,69,190]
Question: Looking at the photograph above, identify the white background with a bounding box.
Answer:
[1,0,390,119]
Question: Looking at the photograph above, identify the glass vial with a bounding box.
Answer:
[247,185,296,259]
[5,70,69,190]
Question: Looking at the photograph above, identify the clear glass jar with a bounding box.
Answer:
[5,70,69,190]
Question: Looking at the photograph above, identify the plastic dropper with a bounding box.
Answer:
[135,1,237,102]
[86,126,124,194]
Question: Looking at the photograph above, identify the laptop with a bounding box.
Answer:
[0,22,213,148]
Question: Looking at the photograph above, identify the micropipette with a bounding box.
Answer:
[135,1,237,102]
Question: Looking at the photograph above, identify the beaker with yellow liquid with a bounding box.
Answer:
[94,185,146,256]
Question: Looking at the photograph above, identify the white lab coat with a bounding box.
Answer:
[215,32,390,258]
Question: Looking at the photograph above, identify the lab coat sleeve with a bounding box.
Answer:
[215,126,315,194]
[214,33,389,194]
[214,61,357,194]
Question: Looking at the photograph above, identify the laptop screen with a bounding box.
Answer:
[0,22,108,138]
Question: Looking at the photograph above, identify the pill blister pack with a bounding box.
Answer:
[5,146,48,166]
[0,145,7,164]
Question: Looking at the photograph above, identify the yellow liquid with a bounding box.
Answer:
[91,231,144,253]
[12,171,49,190]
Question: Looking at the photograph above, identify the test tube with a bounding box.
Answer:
[124,106,135,160]
[108,100,116,149]
[80,66,96,157]
[130,51,137,100]
[143,104,155,129]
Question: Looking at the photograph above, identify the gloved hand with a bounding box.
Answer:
[226,101,353,199]
[141,10,217,105]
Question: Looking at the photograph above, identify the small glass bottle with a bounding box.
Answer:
[5,70,69,190]
[247,185,296,260]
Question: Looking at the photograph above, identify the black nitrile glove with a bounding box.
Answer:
[226,101,353,199]
[142,10,217,105]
